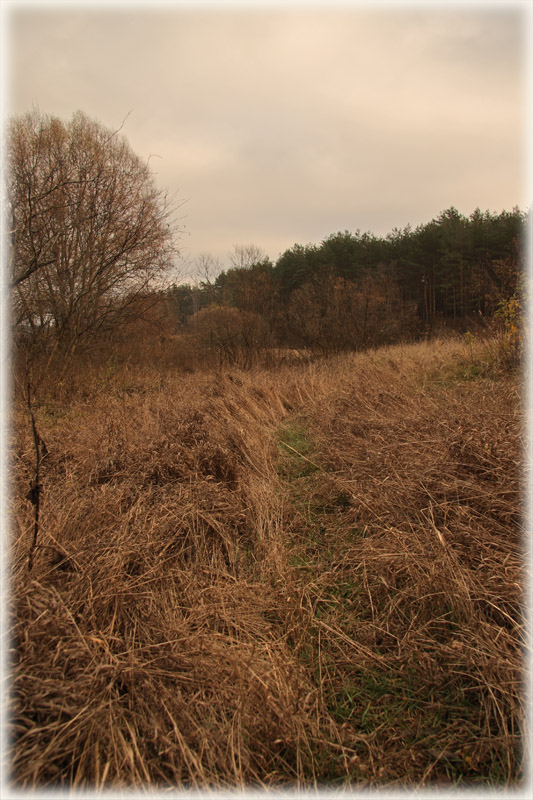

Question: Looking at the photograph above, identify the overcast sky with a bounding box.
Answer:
[4,1,531,277]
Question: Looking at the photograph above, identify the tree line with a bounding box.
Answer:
[163,206,526,360]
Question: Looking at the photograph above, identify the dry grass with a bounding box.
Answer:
[6,336,527,790]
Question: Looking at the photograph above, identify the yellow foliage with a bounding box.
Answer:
[495,291,525,365]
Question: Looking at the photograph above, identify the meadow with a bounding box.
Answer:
[7,334,526,790]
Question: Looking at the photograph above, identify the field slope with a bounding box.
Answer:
[8,337,526,790]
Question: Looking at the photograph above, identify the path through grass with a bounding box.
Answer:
[274,350,525,786]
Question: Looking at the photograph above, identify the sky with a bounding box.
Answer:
[3,0,531,279]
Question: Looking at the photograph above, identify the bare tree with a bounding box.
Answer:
[194,252,223,287]
[228,243,266,270]
[8,109,183,357]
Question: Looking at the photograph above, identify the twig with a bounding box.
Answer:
[25,380,47,571]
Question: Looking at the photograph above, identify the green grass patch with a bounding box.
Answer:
[423,358,494,390]
[277,419,321,479]
[288,553,315,571]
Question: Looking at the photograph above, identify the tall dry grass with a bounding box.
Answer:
[6,336,527,790]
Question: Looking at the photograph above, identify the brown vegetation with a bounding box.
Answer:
[7,336,526,790]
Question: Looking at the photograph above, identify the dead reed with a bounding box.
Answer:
[6,337,527,790]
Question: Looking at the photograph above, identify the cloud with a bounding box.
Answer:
[6,4,528,264]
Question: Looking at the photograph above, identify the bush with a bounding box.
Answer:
[188,304,271,367]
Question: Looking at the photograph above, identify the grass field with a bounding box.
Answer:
[7,335,527,790]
